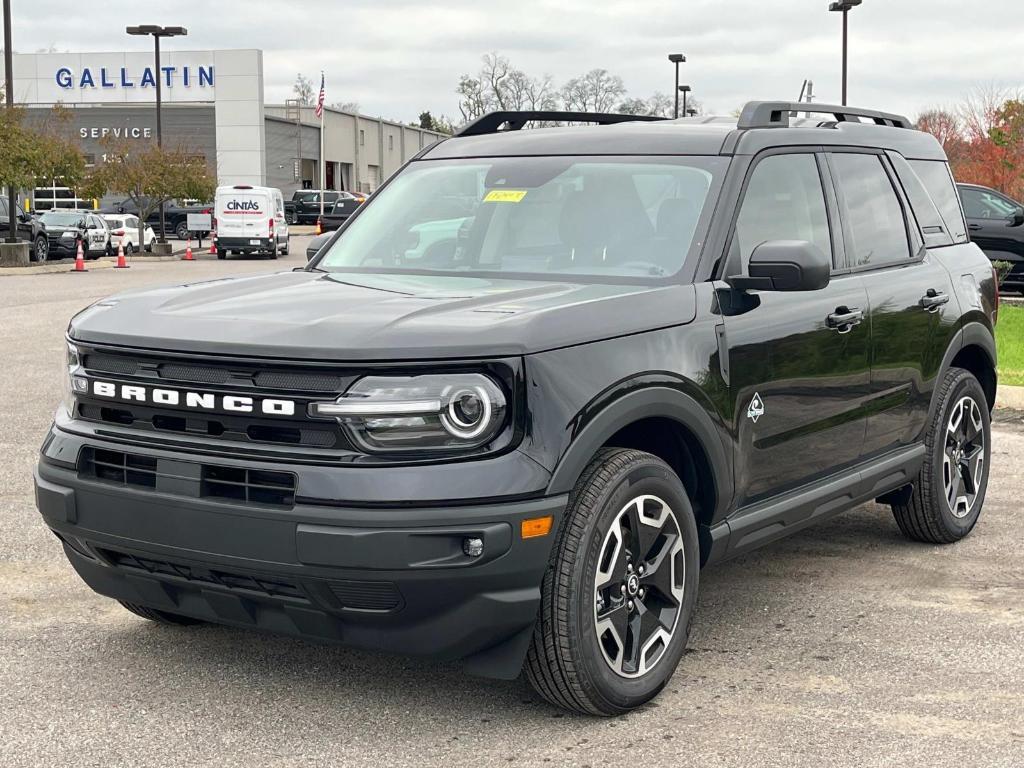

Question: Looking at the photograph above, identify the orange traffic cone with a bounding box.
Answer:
[71,240,87,273]
[209,231,217,255]
[183,236,194,261]
[114,240,130,269]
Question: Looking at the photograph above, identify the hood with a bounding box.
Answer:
[69,270,698,361]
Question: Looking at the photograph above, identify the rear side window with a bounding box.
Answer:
[829,153,910,269]
[908,160,967,243]
[888,153,953,248]
[733,153,833,269]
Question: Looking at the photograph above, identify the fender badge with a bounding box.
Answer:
[747,392,765,423]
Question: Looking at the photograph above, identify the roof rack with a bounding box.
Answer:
[455,111,665,137]
[737,101,913,130]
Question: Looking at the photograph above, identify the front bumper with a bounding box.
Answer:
[47,238,81,257]
[35,429,565,679]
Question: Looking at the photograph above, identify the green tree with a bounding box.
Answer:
[81,140,216,249]
[0,105,86,243]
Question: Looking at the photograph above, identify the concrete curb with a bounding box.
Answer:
[995,385,1024,410]
[0,251,193,275]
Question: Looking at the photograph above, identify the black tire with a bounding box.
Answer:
[124,243,135,255]
[175,221,190,241]
[525,448,699,716]
[216,248,226,260]
[33,235,48,263]
[285,209,297,225]
[890,367,991,544]
[118,601,203,626]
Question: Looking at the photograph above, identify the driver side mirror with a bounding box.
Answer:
[728,240,831,292]
[1010,209,1024,227]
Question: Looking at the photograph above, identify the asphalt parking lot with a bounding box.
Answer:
[1,239,1022,767]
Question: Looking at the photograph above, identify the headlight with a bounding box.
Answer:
[59,342,83,418]
[61,230,75,239]
[309,373,507,453]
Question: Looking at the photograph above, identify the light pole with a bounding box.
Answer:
[829,0,862,106]
[126,24,187,244]
[678,85,692,118]
[4,0,17,244]
[668,53,686,118]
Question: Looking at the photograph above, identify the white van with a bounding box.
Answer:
[214,185,289,259]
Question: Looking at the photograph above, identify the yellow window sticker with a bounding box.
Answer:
[484,189,528,203]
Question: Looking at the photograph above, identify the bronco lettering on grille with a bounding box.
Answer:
[89,380,296,416]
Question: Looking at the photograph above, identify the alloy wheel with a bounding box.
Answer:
[35,237,49,262]
[943,395,985,519]
[594,494,685,678]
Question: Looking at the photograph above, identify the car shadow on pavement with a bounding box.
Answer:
[96,503,925,721]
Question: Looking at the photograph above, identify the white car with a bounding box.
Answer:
[102,214,156,254]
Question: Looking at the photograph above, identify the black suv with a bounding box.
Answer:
[957,183,1024,291]
[36,103,998,716]
[0,197,50,262]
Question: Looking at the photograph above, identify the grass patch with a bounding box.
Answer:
[996,304,1024,386]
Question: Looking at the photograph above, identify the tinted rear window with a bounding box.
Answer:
[908,160,967,243]
[889,153,952,247]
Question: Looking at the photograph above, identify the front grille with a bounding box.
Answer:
[80,448,296,507]
[77,403,340,449]
[99,548,306,601]
[75,347,361,453]
[81,351,358,393]
[327,580,403,611]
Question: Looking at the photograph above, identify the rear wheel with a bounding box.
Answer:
[890,368,991,544]
[124,243,135,255]
[174,221,189,241]
[119,601,203,626]
[216,248,226,260]
[525,448,699,715]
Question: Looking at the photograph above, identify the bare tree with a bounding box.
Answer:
[456,74,490,121]
[293,73,315,106]
[331,101,360,113]
[561,69,626,113]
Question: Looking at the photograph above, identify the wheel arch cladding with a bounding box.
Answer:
[940,322,997,413]
[546,386,730,533]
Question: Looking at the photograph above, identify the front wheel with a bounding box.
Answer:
[890,368,991,544]
[33,235,49,262]
[525,448,699,715]
[216,249,226,260]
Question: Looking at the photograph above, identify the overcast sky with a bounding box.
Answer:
[7,0,1023,122]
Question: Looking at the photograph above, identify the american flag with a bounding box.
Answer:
[314,73,325,118]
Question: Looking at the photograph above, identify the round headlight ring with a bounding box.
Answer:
[441,385,493,440]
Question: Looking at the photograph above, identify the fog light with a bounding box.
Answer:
[463,537,484,558]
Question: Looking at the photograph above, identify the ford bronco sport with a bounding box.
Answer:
[36,102,998,716]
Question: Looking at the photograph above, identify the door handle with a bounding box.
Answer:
[919,289,950,312]
[968,224,982,231]
[827,306,864,333]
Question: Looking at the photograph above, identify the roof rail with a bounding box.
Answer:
[737,101,913,130]
[455,111,665,137]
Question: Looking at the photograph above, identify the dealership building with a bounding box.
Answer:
[1,48,446,203]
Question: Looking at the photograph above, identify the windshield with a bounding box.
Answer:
[40,212,85,226]
[315,156,725,282]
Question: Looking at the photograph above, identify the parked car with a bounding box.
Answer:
[213,185,289,259]
[101,214,156,254]
[957,183,1024,291]
[286,190,364,225]
[315,195,367,233]
[0,197,50,262]
[103,198,214,241]
[39,102,997,716]
[36,210,89,260]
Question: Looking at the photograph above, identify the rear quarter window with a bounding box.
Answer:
[908,160,968,244]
